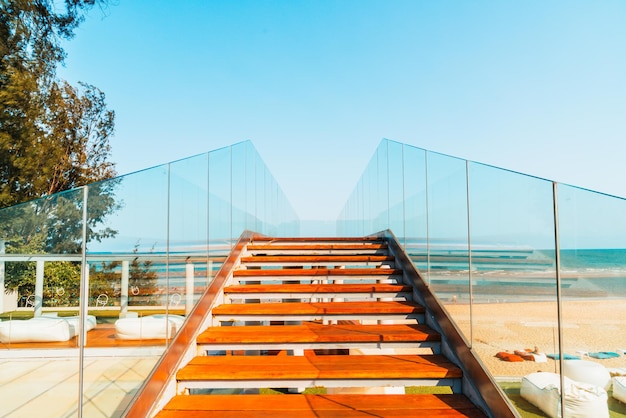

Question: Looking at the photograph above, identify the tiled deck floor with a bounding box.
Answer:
[0,325,168,417]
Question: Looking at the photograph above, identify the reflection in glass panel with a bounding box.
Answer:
[558,185,626,374]
[467,162,558,378]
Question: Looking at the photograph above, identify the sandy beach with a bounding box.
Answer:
[443,299,626,378]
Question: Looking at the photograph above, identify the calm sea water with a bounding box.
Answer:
[556,249,626,270]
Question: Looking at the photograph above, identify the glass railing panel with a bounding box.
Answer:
[468,162,558,379]
[0,188,83,415]
[255,151,266,234]
[86,165,169,328]
[169,153,210,313]
[374,139,389,232]
[263,165,274,236]
[208,145,232,264]
[83,165,170,417]
[245,142,257,232]
[231,141,248,238]
[557,184,626,384]
[402,145,428,281]
[365,152,377,235]
[425,151,471,342]
[387,140,404,242]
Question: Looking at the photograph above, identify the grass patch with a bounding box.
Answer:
[259,387,327,395]
[405,386,453,394]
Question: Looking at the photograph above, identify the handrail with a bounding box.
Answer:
[123,230,259,418]
[379,229,518,418]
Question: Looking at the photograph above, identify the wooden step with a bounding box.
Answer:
[223,283,413,300]
[233,267,403,282]
[247,243,388,255]
[251,237,384,243]
[212,301,425,323]
[157,394,487,417]
[240,255,395,267]
[176,354,462,392]
[197,322,440,351]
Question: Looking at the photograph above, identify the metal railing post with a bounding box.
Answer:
[552,181,565,418]
[78,185,89,417]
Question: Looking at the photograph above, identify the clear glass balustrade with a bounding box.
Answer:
[337,138,626,415]
[0,140,298,417]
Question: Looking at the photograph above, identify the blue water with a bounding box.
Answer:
[414,248,626,298]
[555,249,626,270]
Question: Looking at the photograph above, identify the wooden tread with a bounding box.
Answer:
[251,237,384,243]
[247,243,388,251]
[240,255,395,264]
[224,283,412,294]
[157,394,487,417]
[197,323,440,346]
[233,268,403,278]
[212,301,424,322]
[177,354,462,388]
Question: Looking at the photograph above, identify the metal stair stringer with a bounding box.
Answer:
[379,229,519,418]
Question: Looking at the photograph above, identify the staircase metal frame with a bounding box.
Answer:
[123,229,518,418]
[379,229,518,418]
[122,230,259,418]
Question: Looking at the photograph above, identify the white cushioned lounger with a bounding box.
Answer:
[521,372,609,418]
[0,315,98,343]
[63,315,98,337]
[115,314,185,340]
[563,359,611,390]
[613,376,626,404]
[0,317,71,343]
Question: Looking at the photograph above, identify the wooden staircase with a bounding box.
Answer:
[127,233,516,417]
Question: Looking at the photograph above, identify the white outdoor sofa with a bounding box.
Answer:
[114,314,185,340]
[0,314,97,343]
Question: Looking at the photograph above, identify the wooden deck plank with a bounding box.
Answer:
[197,323,440,345]
[161,393,478,411]
[157,394,486,417]
[177,354,462,382]
[241,255,394,263]
[212,301,424,316]
[247,243,388,251]
[233,268,403,278]
[251,237,384,243]
[224,283,412,294]
[156,410,486,418]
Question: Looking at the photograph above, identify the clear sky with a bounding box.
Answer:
[59,1,626,221]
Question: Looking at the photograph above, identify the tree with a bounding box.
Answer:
[0,0,115,208]
[0,1,119,301]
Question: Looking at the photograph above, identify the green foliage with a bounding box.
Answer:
[0,1,119,301]
[0,0,115,208]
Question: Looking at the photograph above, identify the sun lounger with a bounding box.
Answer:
[613,376,626,404]
[0,315,98,343]
[0,317,71,343]
[521,372,609,418]
[563,359,612,390]
[114,314,185,340]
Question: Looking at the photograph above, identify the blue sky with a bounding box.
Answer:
[60,1,626,221]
